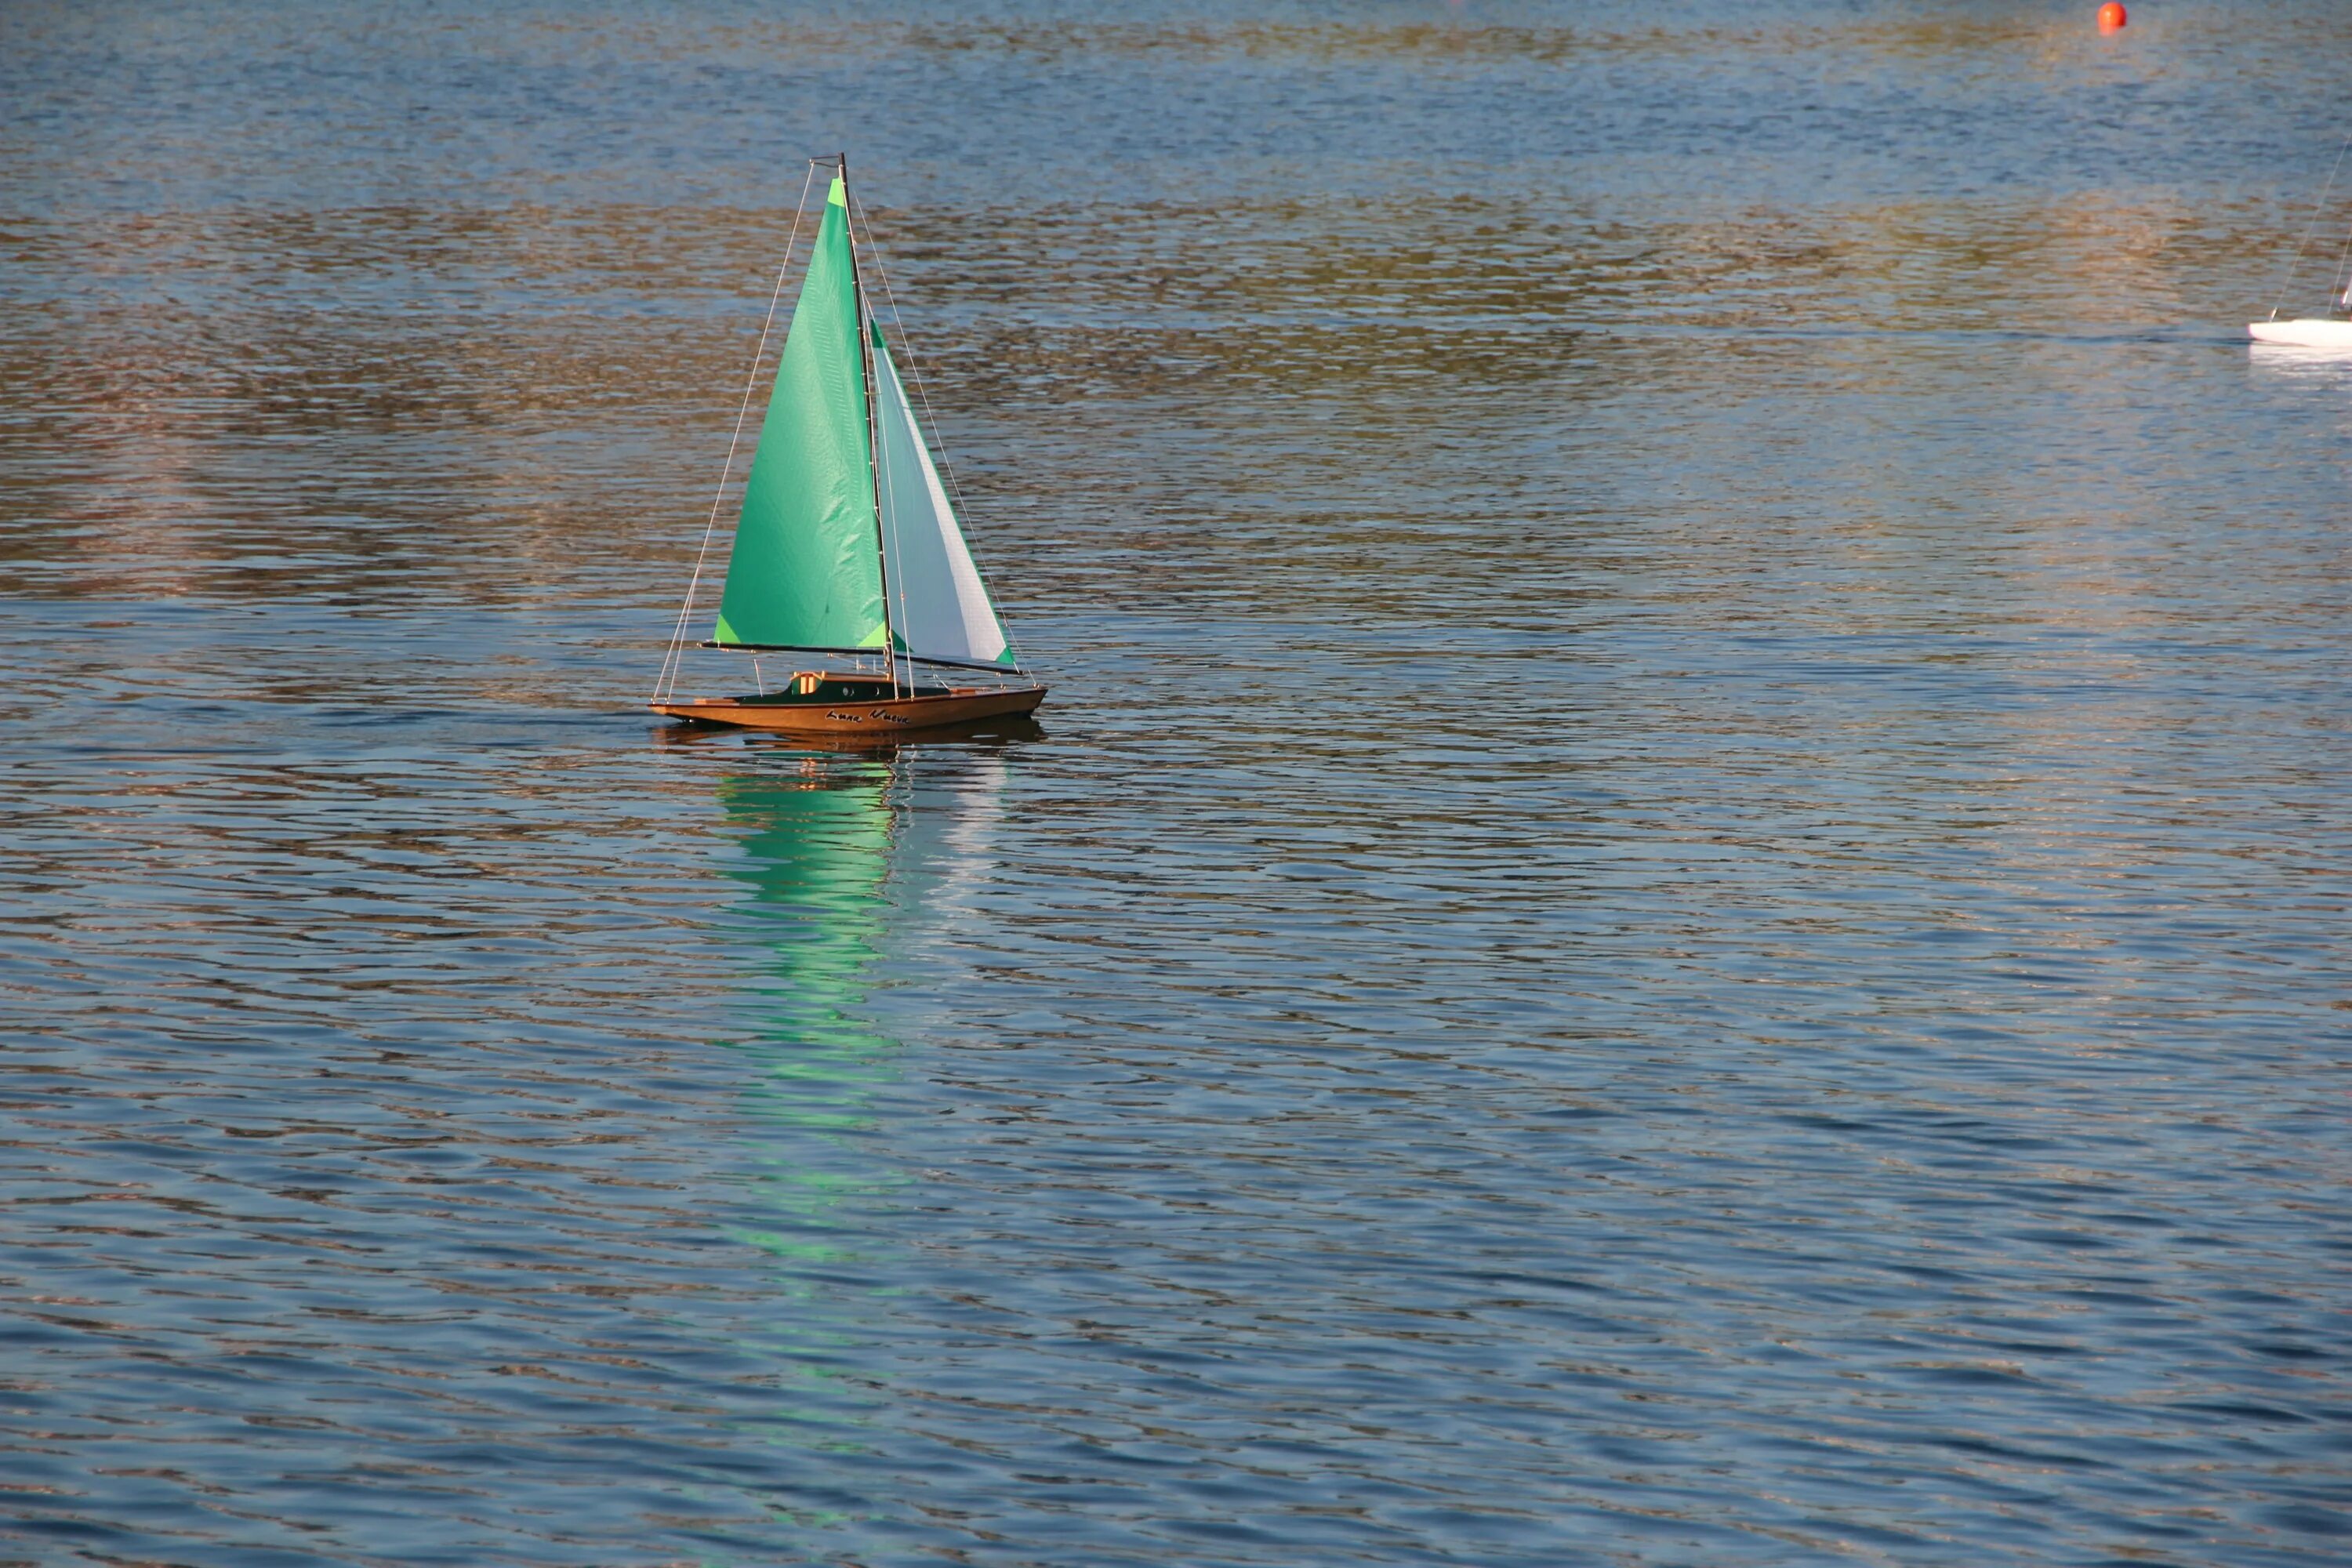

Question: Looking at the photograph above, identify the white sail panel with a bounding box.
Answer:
[873,335,1014,669]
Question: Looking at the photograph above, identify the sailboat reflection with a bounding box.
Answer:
[2248,341,2352,381]
[706,739,1014,1267]
[695,742,1013,1519]
[714,757,902,1272]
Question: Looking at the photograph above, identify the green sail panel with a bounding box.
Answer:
[713,176,886,652]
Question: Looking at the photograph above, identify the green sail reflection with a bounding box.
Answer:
[717,762,902,1266]
[710,760,906,1527]
[706,751,1011,1541]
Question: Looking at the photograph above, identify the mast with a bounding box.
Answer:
[840,154,902,700]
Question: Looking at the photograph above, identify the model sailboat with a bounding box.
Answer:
[652,157,1047,735]
[2249,307,2352,349]
[2251,176,2352,347]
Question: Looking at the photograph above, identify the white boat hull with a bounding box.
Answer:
[2249,318,2352,348]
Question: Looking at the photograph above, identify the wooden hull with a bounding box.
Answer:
[652,684,1046,735]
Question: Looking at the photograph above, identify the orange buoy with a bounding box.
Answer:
[2097,2,2127,31]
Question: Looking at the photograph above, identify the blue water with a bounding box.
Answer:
[2,2,2348,1563]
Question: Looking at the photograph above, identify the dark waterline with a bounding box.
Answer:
[2,2,2348,1564]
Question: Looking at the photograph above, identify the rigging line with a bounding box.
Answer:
[652,158,820,707]
[845,186,1028,673]
[2267,127,2352,322]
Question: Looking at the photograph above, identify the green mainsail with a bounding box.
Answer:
[713,175,887,652]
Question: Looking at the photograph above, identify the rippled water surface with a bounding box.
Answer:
[4,2,2350,1563]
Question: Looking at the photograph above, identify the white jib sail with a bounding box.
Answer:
[873,335,1014,669]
